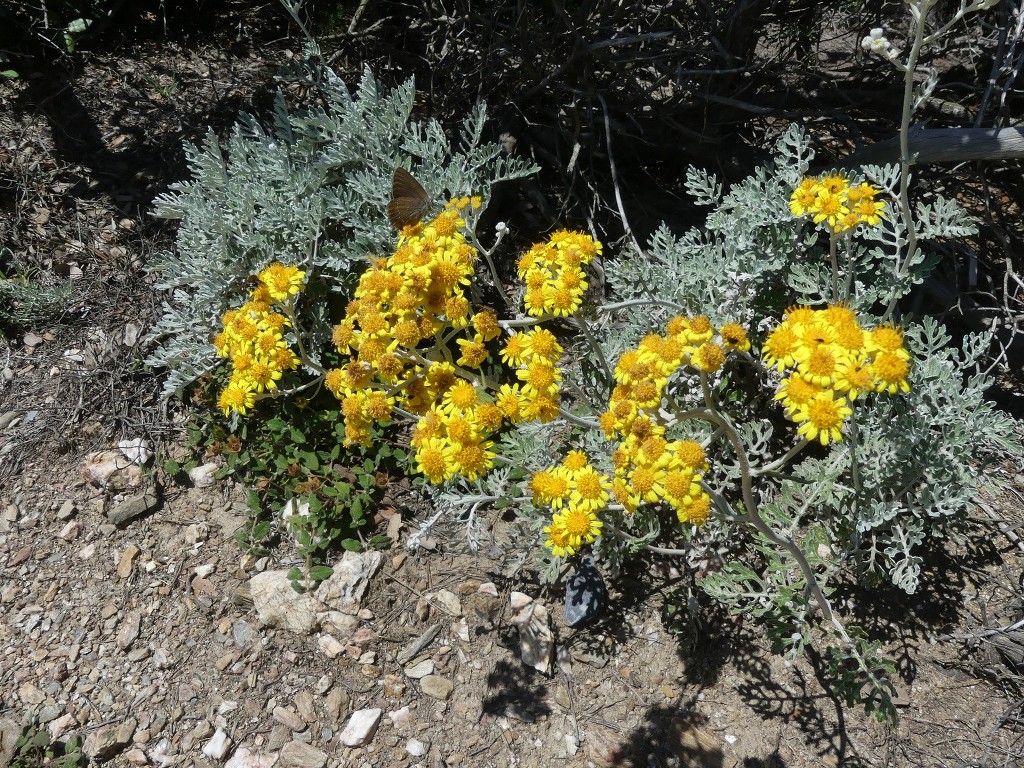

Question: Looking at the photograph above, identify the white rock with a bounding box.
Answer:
[189,462,220,488]
[564,733,579,756]
[58,520,80,540]
[151,647,173,671]
[510,591,532,611]
[118,438,153,466]
[195,563,216,578]
[314,551,383,614]
[403,659,434,679]
[406,738,429,757]
[185,523,209,545]
[202,728,232,759]
[456,618,470,642]
[225,748,280,768]
[78,544,96,560]
[81,450,144,489]
[513,602,554,675]
[430,589,462,616]
[218,701,239,716]
[122,322,142,347]
[250,571,321,634]
[477,581,499,597]
[339,708,382,747]
[48,713,78,739]
[317,634,345,659]
[319,611,358,640]
[387,706,412,730]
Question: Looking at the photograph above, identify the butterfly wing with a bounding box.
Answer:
[388,168,431,228]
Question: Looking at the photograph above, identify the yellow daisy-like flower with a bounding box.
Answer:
[789,178,820,217]
[451,438,496,481]
[762,324,800,371]
[414,437,457,484]
[692,342,726,373]
[521,327,563,361]
[818,173,850,195]
[795,344,844,387]
[543,516,575,558]
[425,362,459,396]
[517,360,561,396]
[678,490,712,526]
[500,334,527,366]
[570,467,611,513]
[872,351,912,394]
[524,392,561,423]
[245,360,283,393]
[323,367,346,398]
[561,450,590,475]
[853,198,886,226]
[530,468,571,509]
[833,357,875,400]
[867,325,910,360]
[471,309,502,341]
[795,393,852,445]
[364,390,394,421]
[495,383,527,423]
[218,381,257,416]
[673,440,707,471]
[257,262,306,302]
[810,188,849,230]
[472,402,504,432]
[774,373,823,415]
[442,379,480,414]
[560,504,604,547]
[456,335,489,368]
[719,322,750,352]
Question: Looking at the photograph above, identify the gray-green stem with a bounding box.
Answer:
[883,5,927,321]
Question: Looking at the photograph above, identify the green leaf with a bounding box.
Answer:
[308,565,334,581]
[369,534,392,548]
[1,70,20,79]
[341,538,362,551]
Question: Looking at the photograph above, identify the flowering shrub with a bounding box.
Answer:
[150,1,1020,722]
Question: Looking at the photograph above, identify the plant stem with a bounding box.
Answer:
[883,5,928,321]
[599,297,686,313]
[573,314,613,386]
[829,231,840,302]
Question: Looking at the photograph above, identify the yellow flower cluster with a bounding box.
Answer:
[788,174,886,234]
[535,316,747,556]
[598,316,751,527]
[324,199,484,448]
[325,201,602,485]
[761,304,912,445]
[214,263,305,416]
[517,230,601,317]
[533,451,609,557]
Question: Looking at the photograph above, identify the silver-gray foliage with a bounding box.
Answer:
[146,66,536,398]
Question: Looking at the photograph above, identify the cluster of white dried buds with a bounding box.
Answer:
[861,28,895,57]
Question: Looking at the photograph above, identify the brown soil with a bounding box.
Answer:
[2,17,1024,768]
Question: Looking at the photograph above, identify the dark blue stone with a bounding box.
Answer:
[564,556,607,627]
